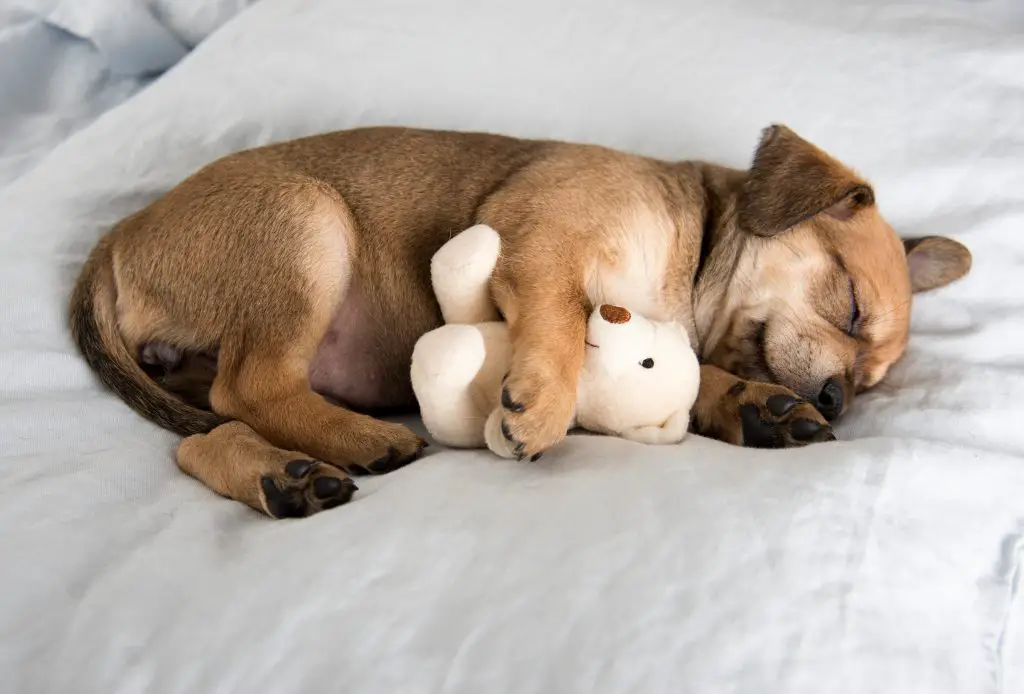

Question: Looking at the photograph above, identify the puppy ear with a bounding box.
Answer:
[738,125,875,237]
[903,236,972,292]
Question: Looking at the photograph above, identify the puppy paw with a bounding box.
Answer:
[336,421,428,476]
[259,460,358,519]
[716,381,835,448]
[497,367,575,460]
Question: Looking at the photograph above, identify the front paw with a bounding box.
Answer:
[498,367,575,460]
[709,381,835,448]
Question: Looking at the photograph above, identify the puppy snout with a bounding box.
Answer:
[815,377,845,421]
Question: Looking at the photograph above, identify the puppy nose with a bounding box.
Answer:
[815,377,845,421]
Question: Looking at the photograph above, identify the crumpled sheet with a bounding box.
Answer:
[0,0,258,188]
[0,1,1021,692]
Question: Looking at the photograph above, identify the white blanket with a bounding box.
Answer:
[0,0,258,188]
[1,1,1022,692]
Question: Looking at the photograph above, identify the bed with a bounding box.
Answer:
[1,1,1022,692]
[0,0,257,188]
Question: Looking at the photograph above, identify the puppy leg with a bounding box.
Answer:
[177,421,357,518]
[213,336,427,475]
[692,365,835,448]
[176,182,426,475]
[489,252,588,459]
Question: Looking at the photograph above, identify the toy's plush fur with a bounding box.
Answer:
[412,225,700,458]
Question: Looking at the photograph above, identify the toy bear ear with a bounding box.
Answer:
[599,305,632,324]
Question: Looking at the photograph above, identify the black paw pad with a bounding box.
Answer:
[530,452,543,462]
[321,481,358,510]
[319,479,360,511]
[313,476,344,499]
[260,476,305,519]
[739,403,783,449]
[285,459,316,479]
[501,419,515,443]
[790,418,823,441]
[765,394,798,417]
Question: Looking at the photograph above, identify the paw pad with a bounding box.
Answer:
[260,460,358,519]
[765,394,798,417]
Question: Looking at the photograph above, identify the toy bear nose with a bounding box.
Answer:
[599,305,631,324]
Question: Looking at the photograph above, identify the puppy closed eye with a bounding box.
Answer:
[640,358,655,369]
[847,279,861,336]
[820,275,861,337]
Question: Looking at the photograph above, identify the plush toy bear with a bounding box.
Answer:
[411,224,701,458]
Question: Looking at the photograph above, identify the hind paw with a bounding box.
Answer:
[259,460,358,518]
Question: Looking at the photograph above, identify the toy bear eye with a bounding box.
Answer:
[640,358,655,369]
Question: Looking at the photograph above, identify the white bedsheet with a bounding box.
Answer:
[0,0,259,189]
[1,1,1022,692]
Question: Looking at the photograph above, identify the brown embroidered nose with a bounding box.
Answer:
[599,305,631,324]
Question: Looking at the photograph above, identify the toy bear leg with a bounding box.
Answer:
[410,324,491,448]
[431,224,502,324]
[484,408,518,458]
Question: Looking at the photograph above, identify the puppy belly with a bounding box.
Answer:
[309,287,414,411]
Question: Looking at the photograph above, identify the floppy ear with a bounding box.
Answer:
[903,236,972,292]
[738,124,875,237]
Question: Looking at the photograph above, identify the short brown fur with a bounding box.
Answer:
[70,125,971,517]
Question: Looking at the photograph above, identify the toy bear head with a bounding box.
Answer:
[575,304,701,445]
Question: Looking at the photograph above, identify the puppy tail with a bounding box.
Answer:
[69,240,223,437]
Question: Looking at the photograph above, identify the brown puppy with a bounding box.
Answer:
[69,125,971,518]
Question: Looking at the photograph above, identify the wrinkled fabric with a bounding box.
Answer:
[0,0,259,187]
[0,1,1021,692]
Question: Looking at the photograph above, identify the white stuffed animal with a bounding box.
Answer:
[411,224,701,458]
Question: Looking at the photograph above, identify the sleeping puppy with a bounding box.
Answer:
[69,125,971,518]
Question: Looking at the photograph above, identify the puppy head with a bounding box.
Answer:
[705,125,971,420]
